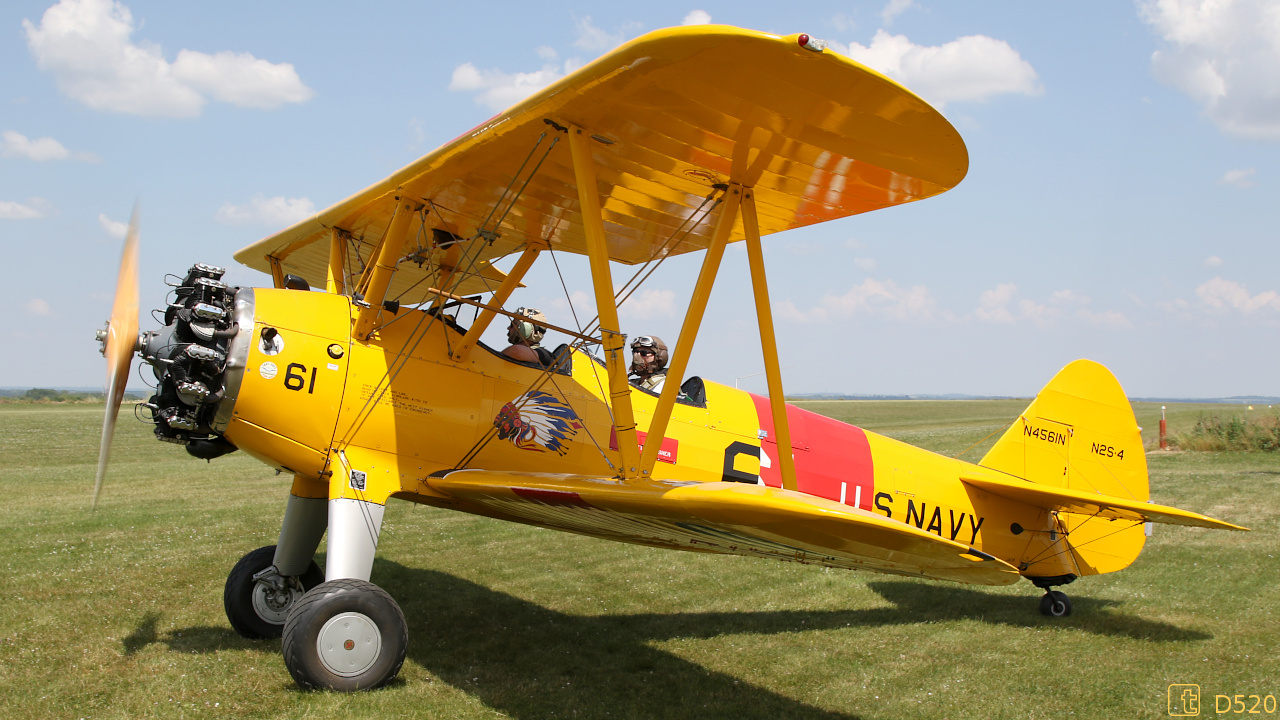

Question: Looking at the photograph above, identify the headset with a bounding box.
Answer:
[511,308,541,342]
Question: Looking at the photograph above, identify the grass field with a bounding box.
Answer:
[0,401,1275,719]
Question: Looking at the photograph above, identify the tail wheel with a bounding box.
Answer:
[282,578,407,692]
[224,545,324,639]
[1038,590,1072,617]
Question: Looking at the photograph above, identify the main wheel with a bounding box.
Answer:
[282,578,407,691]
[223,545,324,639]
[1038,590,1072,617]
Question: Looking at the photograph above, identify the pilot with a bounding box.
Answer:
[629,335,668,392]
[502,307,553,366]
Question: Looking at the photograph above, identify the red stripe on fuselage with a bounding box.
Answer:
[748,395,875,510]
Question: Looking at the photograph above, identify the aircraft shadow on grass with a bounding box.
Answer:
[122,611,271,656]
[123,562,1208,719]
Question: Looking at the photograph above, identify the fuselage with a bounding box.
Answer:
[210,288,1103,580]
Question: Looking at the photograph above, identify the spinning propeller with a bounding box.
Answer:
[93,206,141,509]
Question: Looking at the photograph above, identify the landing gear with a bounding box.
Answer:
[282,578,407,691]
[1029,574,1075,618]
[1038,590,1072,617]
[224,545,324,639]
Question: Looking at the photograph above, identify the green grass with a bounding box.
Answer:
[0,402,1276,719]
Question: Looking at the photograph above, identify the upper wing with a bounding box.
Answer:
[427,470,1019,586]
[960,471,1248,531]
[234,26,967,301]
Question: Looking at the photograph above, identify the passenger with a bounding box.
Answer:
[502,307,553,366]
[629,335,668,392]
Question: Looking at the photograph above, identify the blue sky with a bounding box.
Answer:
[3,0,1279,397]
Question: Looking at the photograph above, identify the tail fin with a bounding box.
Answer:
[980,359,1149,576]
[981,359,1148,502]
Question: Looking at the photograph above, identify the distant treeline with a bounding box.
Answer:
[1171,412,1280,452]
[0,388,146,404]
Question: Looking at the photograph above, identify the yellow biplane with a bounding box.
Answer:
[95,26,1245,691]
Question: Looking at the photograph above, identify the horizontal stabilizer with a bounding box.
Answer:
[960,471,1247,531]
[428,471,1020,586]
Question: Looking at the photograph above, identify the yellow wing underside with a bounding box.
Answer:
[233,26,968,301]
[426,471,1019,586]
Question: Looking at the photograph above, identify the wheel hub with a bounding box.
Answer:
[251,578,303,624]
[317,612,383,678]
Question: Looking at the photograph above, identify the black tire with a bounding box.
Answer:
[1038,590,1072,617]
[223,545,325,639]
[282,578,407,692]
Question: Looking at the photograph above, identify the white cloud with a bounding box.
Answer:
[974,282,1021,324]
[1140,0,1280,139]
[98,212,127,239]
[547,289,594,317]
[543,290,597,333]
[573,16,640,52]
[839,30,1041,107]
[1049,289,1091,306]
[1076,308,1132,328]
[2,130,67,161]
[0,199,50,219]
[215,195,315,228]
[973,284,1130,327]
[778,278,935,323]
[1196,276,1280,313]
[880,0,916,26]
[1204,255,1224,267]
[1157,297,1192,313]
[682,10,712,26]
[170,49,314,109]
[450,16,644,112]
[449,60,577,112]
[620,289,677,319]
[24,299,53,316]
[1218,167,1256,187]
[23,0,313,118]
[853,257,877,271]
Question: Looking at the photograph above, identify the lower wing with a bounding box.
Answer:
[426,471,1021,586]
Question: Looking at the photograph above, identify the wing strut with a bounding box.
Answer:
[568,125,641,479]
[354,196,419,341]
[451,241,544,361]
[267,256,286,289]
[326,228,348,294]
[639,187,741,476]
[742,189,798,491]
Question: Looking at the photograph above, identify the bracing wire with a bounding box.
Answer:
[952,420,1015,460]
[474,132,547,238]
[337,132,564,450]
[1020,513,1143,571]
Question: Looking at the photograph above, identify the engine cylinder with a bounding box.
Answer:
[139,264,250,460]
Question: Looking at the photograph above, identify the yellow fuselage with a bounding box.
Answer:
[224,289,1141,580]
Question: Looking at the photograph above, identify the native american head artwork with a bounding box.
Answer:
[493,390,583,455]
